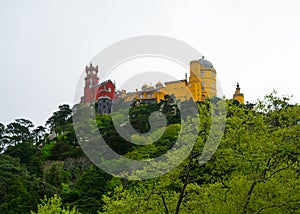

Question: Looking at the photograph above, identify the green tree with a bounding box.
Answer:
[0,155,41,213]
[32,125,47,145]
[71,165,112,213]
[0,123,8,152]
[100,94,300,214]
[46,104,72,133]
[5,119,34,146]
[5,141,43,176]
[31,194,80,214]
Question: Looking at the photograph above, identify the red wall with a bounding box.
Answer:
[96,80,115,100]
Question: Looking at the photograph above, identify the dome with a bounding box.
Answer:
[142,83,148,91]
[199,57,214,68]
[155,81,163,88]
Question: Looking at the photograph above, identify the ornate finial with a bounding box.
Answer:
[237,82,240,88]
[202,56,205,59]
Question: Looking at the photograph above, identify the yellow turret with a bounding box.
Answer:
[188,56,217,101]
[233,83,244,104]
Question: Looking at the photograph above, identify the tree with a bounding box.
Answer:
[5,141,43,176]
[0,155,40,213]
[31,194,80,214]
[5,119,34,146]
[32,126,47,145]
[0,123,8,152]
[100,95,300,213]
[72,165,112,213]
[46,104,72,133]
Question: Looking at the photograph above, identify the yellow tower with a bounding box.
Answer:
[233,83,244,104]
[188,56,217,101]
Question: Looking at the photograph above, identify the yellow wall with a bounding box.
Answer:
[134,90,165,103]
[160,80,192,101]
[122,92,135,103]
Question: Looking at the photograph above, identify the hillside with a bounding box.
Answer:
[0,92,299,213]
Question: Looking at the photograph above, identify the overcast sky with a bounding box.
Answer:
[1,0,300,126]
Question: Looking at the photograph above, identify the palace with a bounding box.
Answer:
[81,58,244,114]
[117,56,217,104]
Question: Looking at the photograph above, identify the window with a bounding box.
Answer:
[212,82,215,87]
[212,71,215,77]
[201,71,204,77]
[189,83,192,87]
[201,81,205,86]
[202,87,205,92]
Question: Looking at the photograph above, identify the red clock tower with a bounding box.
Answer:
[83,63,99,103]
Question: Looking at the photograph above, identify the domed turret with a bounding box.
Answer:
[142,83,148,91]
[155,81,163,88]
[199,56,214,68]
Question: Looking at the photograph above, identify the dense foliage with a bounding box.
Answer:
[0,92,299,213]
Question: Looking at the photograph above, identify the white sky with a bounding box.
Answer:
[1,0,300,126]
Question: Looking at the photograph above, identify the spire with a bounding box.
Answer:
[233,82,244,104]
[236,82,241,93]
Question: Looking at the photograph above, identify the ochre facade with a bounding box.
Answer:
[120,57,218,103]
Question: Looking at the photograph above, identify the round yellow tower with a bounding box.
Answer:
[188,56,217,101]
